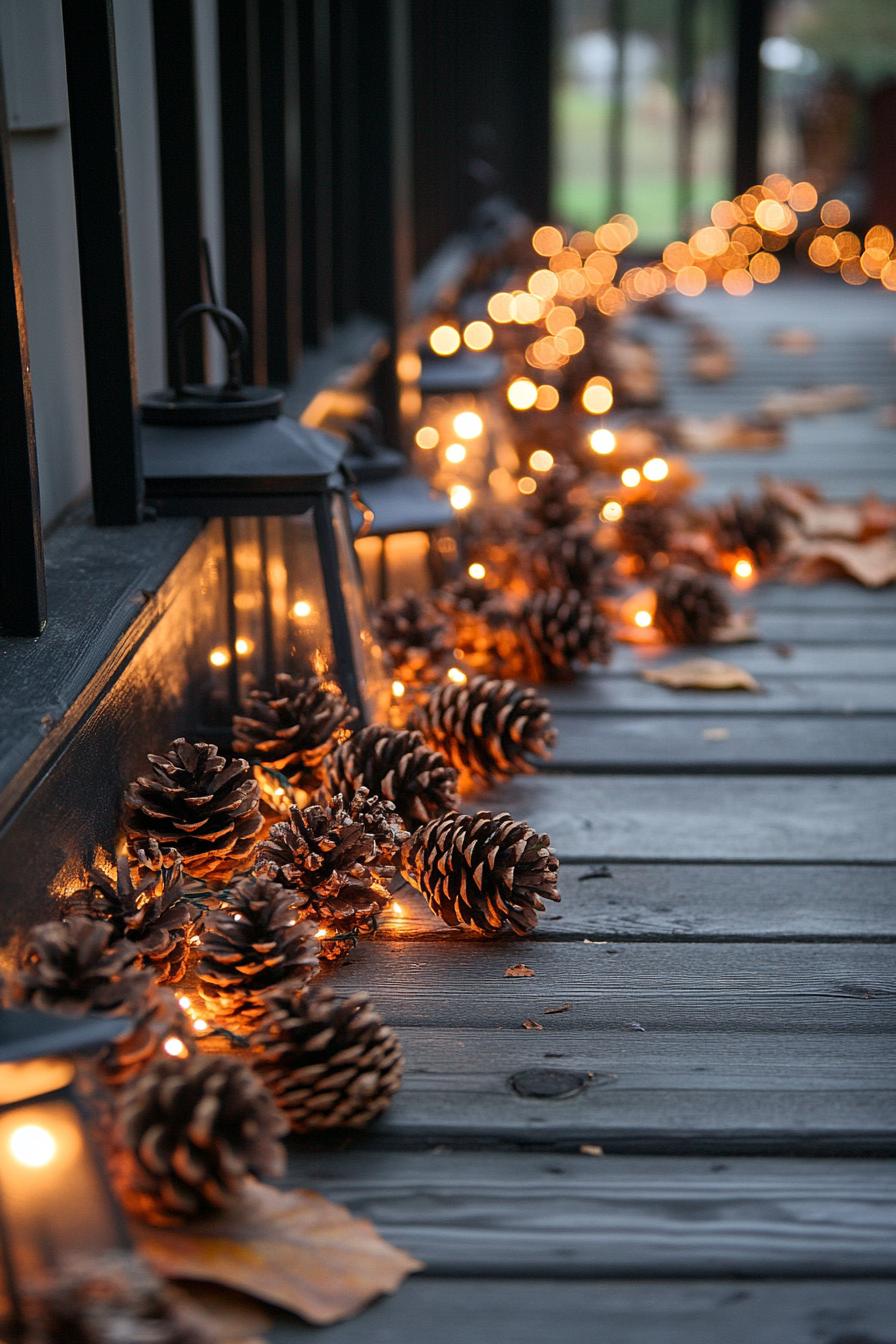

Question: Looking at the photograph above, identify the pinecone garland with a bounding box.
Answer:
[321,724,459,828]
[435,580,531,680]
[521,462,583,531]
[14,919,187,1089]
[124,740,262,884]
[16,917,145,1016]
[118,1054,287,1224]
[342,785,410,866]
[255,797,392,960]
[417,674,556,784]
[63,845,200,984]
[654,566,730,644]
[522,588,613,679]
[711,494,783,568]
[97,986,191,1091]
[251,984,403,1132]
[616,499,677,566]
[372,592,453,690]
[196,874,319,1030]
[526,525,616,599]
[35,1252,214,1344]
[402,810,560,935]
[232,674,358,792]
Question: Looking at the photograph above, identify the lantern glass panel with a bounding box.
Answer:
[0,1061,128,1323]
[330,498,390,721]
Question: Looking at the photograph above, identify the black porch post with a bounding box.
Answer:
[733,0,766,191]
[61,0,143,525]
[0,56,45,635]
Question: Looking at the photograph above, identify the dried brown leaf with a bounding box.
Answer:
[505,963,535,978]
[136,1180,421,1327]
[521,1018,544,1031]
[643,657,760,692]
[580,1144,604,1156]
[760,383,869,420]
[787,535,896,588]
[770,327,816,353]
[544,1003,572,1015]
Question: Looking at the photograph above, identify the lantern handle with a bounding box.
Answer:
[173,302,249,399]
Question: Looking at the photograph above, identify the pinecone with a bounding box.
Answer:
[97,986,191,1091]
[124,740,262,884]
[616,500,677,565]
[321,724,459,829]
[416,674,556,784]
[196,873,319,1030]
[402,810,560,935]
[63,845,200,985]
[251,984,403,1132]
[435,581,531,680]
[525,525,616,599]
[118,1054,287,1224]
[232,674,358,792]
[14,918,188,1089]
[522,589,613,680]
[35,1252,214,1344]
[255,797,391,960]
[372,592,453,690]
[342,785,410,866]
[654,566,731,644]
[15,917,145,1016]
[711,494,784,568]
[521,462,584,531]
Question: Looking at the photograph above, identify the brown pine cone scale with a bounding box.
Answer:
[322,724,459,828]
[63,843,201,984]
[119,1054,287,1224]
[251,984,403,1132]
[402,809,560,935]
[232,674,357,792]
[196,873,319,1030]
[124,740,262,884]
[523,589,613,680]
[417,674,556,784]
[654,566,730,644]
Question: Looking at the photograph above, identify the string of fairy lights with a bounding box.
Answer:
[414,172,893,530]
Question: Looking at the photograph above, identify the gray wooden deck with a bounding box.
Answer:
[278,280,896,1342]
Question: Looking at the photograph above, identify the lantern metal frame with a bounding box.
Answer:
[140,304,383,721]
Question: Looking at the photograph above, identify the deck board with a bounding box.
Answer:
[273,280,896,1338]
[267,1279,896,1344]
[476,775,896,861]
[286,1152,896,1278]
[383,863,896,939]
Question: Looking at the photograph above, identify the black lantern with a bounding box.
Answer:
[140,304,389,724]
[0,1007,130,1335]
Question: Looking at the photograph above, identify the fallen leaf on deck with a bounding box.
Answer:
[702,726,730,741]
[505,963,535,978]
[643,658,760,692]
[521,1018,544,1031]
[712,610,758,644]
[136,1180,421,1326]
[770,327,816,353]
[173,1283,271,1344]
[674,415,784,453]
[760,383,870,420]
[787,535,896,588]
[689,348,735,382]
[580,1144,604,1156]
[544,1003,572,1015]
